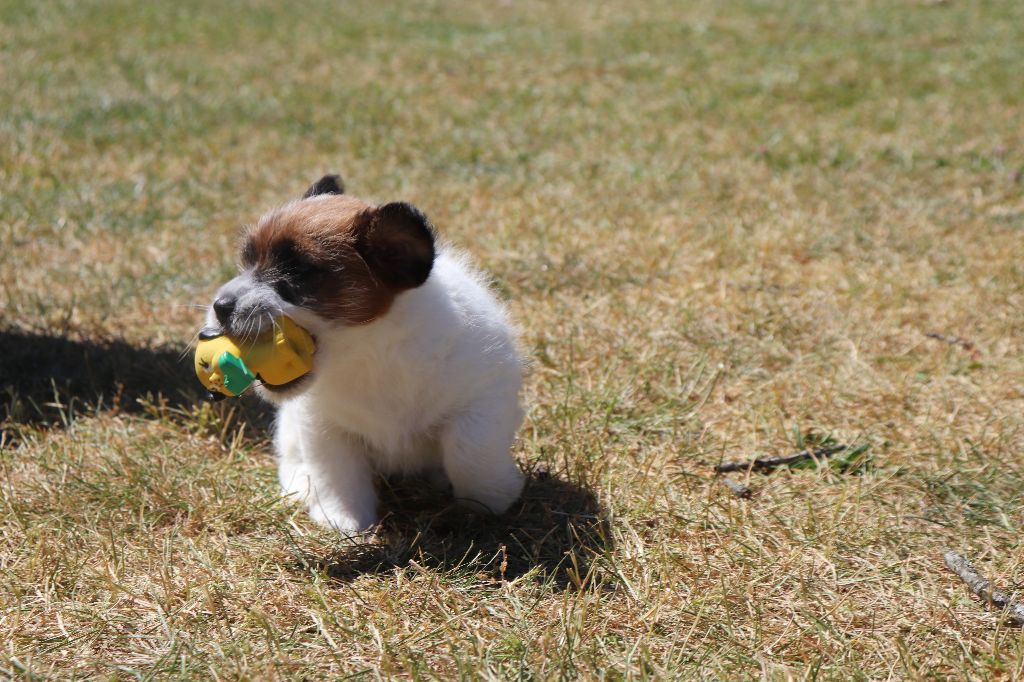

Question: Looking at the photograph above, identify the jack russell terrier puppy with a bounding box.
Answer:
[204,175,525,534]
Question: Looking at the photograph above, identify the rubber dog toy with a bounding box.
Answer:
[194,316,315,399]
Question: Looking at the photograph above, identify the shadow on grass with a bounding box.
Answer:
[1,327,609,587]
[0,326,272,439]
[297,468,612,589]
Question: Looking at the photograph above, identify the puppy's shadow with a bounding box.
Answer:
[1,328,609,586]
[0,326,273,439]
[303,468,612,589]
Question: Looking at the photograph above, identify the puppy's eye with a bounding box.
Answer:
[274,279,299,303]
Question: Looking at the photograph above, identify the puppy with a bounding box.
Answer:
[204,175,526,534]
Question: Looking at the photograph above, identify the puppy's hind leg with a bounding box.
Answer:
[440,398,525,515]
[275,405,379,536]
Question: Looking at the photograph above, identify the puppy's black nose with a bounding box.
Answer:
[213,295,236,325]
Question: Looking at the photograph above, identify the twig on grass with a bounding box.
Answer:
[721,478,753,498]
[715,444,848,473]
[943,551,1024,626]
[925,331,982,360]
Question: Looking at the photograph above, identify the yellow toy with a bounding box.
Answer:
[194,316,315,398]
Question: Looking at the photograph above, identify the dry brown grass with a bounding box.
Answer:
[2,0,1024,678]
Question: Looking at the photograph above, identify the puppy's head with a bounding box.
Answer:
[204,175,436,400]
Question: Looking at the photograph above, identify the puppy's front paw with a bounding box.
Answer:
[308,502,378,537]
[453,468,526,516]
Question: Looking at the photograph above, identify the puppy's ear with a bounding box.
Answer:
[303,174,345,199]
[356,202,435,290]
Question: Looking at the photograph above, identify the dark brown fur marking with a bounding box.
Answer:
[303,174,345,199]
[241,194,435,325]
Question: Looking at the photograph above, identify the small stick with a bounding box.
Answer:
[925,331,981,359]
[943,551,1024,626]
[716,444,848,473]
[722,478,753,498]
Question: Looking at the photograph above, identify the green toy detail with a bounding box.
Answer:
[194,316,316,399]
[218,352,256,395]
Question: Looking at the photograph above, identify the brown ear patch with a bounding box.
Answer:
[240,196,435,326]
[302,174,345,199]
[355,202,436,290]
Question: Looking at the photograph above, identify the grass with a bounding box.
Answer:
[2,0,1024,677]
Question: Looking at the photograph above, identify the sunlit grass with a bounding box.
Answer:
[2,0,1024,678]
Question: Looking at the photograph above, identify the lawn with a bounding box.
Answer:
[2,0,1024,678]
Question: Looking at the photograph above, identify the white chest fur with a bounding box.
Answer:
[272,250,526,533]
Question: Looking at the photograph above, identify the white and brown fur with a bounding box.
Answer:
[204,176,525,534]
